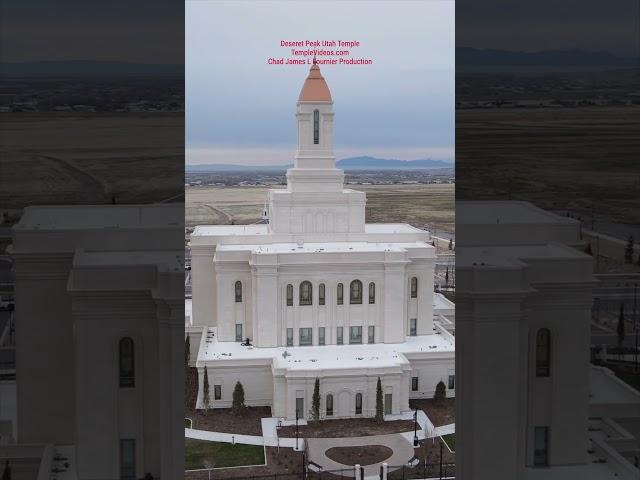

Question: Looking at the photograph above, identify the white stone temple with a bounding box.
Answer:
[189,61,455,420]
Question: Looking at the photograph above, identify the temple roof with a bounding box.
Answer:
[298,60,332,102]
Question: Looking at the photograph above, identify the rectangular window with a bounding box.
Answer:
[337,283,343,305]
[235,323,242,342]
[409,318,417,336]
[411,377,419,391]
[349,326,362,344]
[448,375,455,390]
[369,282,375,304]
[319,327,326,345]
[120,439,136,480]
[286,284,293,306]
[534,427,549,467]
[368,325,375,344]
[313,109,319,144]
[287,328,293,346]
[319,283,325,305]
[214,384,222,400]
[299,328,312,346]
[337,327,343,345]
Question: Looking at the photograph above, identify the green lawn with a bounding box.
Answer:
[441,434,455,452]
[185,439,265,469]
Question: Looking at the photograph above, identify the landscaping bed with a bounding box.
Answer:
[278,418,414,438]
[326,445,393,466]
[185,439,264,470]
[409,398,455,427]
[186,405,271,436]
[184,446,304,479]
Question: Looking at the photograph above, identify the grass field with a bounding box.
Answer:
[0,112,184,208]
[456,106,640,227]
[186,183,454,233]
[185,439,265,470]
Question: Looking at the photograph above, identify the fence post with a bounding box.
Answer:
[382,462,388,480]
[355,464,361,479]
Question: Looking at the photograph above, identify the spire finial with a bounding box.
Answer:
[313,54,317,65]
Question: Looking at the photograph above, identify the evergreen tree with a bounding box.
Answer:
[625,235,634,263]
[202,367,210,410]
[585,243,593,256]
[185,335,191,367]
[445,267,449,285]
[375,377,384,422]
[434,380,447,406]
[448,238,453,250]
[1,460,10,480]
[617,304,626,352]
[232,381,245,414]
[311,378,320,421]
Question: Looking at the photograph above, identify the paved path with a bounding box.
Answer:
[185,427,300,449]
[307,433,415,477]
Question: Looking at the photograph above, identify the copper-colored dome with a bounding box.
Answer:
[298,62,332,102]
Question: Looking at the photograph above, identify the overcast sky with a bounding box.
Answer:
[186,0,455,165]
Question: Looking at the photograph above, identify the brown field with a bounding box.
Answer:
[186,183,454,233]
[0,112,184,208]
[456,106,640,226]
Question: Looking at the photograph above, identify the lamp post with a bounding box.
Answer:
[439,441,443,480]
[634,283,638,371]
[413,407,419,447]
[295,408,299,451]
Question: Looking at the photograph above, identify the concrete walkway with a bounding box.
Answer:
[306,433,415,477]
[185,427,300,449]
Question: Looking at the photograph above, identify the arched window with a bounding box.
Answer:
[536,328,551,377]
[369,282,375,304]
[326,394,333,416]
[337,283,344,305]
[300,281,312,306]
[235,281,242,303]
[286,284,293,306]
[313,109,320,144]
[119,337,135,388]
[350,280,363,304]
[410,277,418,298]
[355,392,363,414]
[319,283,326,305]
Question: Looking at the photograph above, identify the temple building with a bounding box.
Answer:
[189,61,455,419]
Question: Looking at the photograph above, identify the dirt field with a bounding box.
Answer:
[456,106,640,227]
[0,112,184,208]
[186,183,454,233]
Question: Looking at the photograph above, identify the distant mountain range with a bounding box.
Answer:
[187,156,454,172]
[457,48,636,68]
[1,61,183,77]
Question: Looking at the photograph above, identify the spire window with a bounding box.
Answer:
[313,109,320,144]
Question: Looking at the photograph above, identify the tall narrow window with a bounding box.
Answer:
[313,109,319,144]
[214,384,222,400]
[319,283,325,305]
[337,327,343,345]
[235,323,242,342]
[319,327,326,345]
[355,393,363,415]
[409,318,417,336]
[410,277,418,298]
[411,377,419,391]
[326,394,333,416]
[534,427,549,467]
[369,282,375,304]
[235,281,242,302]
[337,283,344,305]
[299,328,312,346]
[350,280,363,304]
[119,337,135,388]
[448,374,455,390]
[350,326,362,344]
[536,329,551,377]
[368,325,375,344]
[286,328,294,346]
[286,284,293,306]
[120,439,136,480]
[300,281,312,306]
